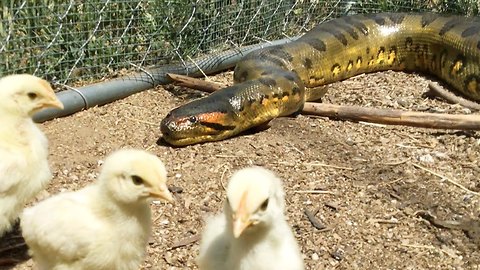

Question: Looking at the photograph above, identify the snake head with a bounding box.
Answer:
[160,95,239,146]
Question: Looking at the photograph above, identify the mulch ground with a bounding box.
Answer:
[2,69,479,270]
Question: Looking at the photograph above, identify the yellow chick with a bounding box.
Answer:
[21,149,174,270]
[0,74,63,236]
[197,166,304,270]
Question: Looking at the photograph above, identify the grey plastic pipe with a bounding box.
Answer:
[33,37,299,123]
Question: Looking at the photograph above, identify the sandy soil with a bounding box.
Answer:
[2,69,480,270]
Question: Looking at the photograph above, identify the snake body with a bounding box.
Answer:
[161,13,480,146]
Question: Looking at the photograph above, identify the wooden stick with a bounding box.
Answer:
[167,73,224,93]
[302,103,480,130]
[167,73,480,131]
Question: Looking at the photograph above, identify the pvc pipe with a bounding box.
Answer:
[33,37,298,123]
[33,73,157,122]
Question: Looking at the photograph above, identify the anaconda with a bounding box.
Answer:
[161,13,480,146]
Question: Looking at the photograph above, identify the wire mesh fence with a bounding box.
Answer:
[0,0,478,87]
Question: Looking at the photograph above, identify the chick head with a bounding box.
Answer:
[98,149,174,205]
[0,74,64,117]
[225,167,285,238]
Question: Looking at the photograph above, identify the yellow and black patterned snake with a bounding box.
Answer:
[160,13,480,146]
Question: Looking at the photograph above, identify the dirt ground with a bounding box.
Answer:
[3,69,480,270]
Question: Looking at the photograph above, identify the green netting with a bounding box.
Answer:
[0,0,478,85]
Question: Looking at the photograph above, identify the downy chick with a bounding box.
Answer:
[198,166,304,270]
[21,149,174,270]
[0,74,63,235]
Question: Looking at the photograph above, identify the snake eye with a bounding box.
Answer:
[188,116,197,123]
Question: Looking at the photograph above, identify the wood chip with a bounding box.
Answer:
[324,201,340,211]
[169,234,201,250]
[304,208,326,230]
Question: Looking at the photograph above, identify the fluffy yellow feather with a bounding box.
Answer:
[21,149,174,270]
[0,74,63,236]
[198,166,304,270]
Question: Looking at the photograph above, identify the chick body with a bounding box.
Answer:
[198,167,304,270]
[21,149,173,270]
[0,74,63,235]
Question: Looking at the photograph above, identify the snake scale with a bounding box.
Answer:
[161,12,480,146]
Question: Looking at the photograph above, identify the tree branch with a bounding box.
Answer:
[302,103,480,130]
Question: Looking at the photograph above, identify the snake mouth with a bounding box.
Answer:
[162,133,219,146]
[160,112,237,146]
[160,124,216,146]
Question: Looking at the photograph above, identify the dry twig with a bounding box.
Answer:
[294,190,336,195]
[169,234,201,250]
[187,56,210,80]
[215,154,246,158]
[384,158,410,166]
[302,103,480,131]
[412,163,480,196]
[0,243,27,254]
[219,165,228,191]
[427,82,480,111]
[367,218,399,224]
[377,177,404,186]
[123,116,156,126]
[304,162,353,170]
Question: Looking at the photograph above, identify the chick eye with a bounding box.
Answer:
[131,175,144,185]
[27,92,38,100]
[259,198,269,211]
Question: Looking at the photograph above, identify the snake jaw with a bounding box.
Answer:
[161,109,239,146]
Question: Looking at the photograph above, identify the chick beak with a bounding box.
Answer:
[149,185,174,203]
[232,192,252,238]
[232,213,252,238]
[43,95,64,110]
[38,80,64,110]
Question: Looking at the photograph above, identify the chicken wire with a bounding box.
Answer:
[0,0,478,86]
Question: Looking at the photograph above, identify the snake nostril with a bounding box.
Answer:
[161,126,171,136]
[160,120,170,133]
